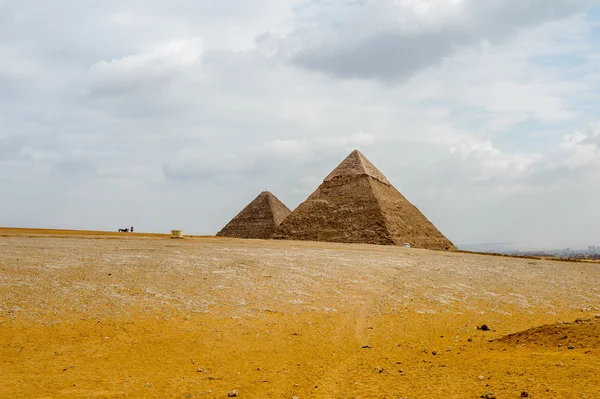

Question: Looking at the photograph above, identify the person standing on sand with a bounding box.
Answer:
[130,226,134,233]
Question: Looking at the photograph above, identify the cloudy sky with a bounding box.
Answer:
[1,0,599,249]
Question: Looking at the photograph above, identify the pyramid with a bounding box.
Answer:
[274,150,456,250]
[217,191,291,239]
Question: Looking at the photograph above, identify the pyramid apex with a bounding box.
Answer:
[324,150,390,185]
[217,191,291,239]
[259,191,280,201]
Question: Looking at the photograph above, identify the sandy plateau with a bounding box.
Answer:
[1,228,600,398]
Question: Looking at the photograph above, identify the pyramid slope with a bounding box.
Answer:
[368,179,456,250]
[217,191,291,239]
[274,175,394,245]
[266,193,292,227]
[324,149,390,185]
[274,150,456,250]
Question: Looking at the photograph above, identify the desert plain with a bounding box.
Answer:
[1,228,600,398]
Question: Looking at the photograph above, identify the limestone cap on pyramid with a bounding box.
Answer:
[324,149,391,186]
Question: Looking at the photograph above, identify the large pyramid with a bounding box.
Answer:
[217,191,291,239]
[274,150,456,250]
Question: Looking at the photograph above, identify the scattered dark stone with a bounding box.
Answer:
[480,392,496,399]
[520,391,530,397]
[568,345,575,350]
[468,338,473,342]
[227,390,238,397]
[478,324,490,331]
[431,351,437,356]
[361,345,372,349]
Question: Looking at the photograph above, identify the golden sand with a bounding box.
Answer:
[1,229,599,398]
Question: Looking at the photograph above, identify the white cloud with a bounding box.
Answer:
[90,38,203,86]
[348,132,377,145]
[439,122,600,194]
[555,122,600,169]
[107,11,136,27]
[258,139,309,157]
[448,139,542,185]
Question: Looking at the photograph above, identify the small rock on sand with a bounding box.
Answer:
[227,390,238,397]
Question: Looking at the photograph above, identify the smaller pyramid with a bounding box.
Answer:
[217,191,291,239]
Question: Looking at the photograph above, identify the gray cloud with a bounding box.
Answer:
[0,136,24,161]
[293,0,593,81]
[54,158,97,176]
[295,30,463,81]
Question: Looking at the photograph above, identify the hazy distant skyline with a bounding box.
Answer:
[1,1,599,248]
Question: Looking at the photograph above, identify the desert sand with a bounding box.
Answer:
[1,228,600,398]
